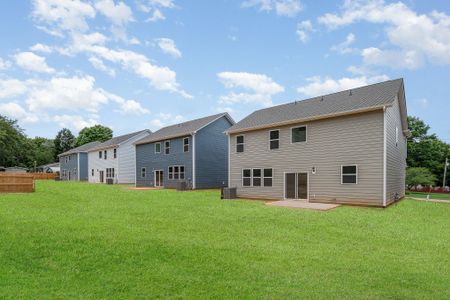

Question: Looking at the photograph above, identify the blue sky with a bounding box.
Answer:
[0,0,449,142]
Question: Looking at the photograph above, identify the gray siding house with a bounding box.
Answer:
[135,113,235,189]
[59,141,101,181]
[226,79,408,207]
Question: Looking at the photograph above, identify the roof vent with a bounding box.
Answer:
[349,90,353,96]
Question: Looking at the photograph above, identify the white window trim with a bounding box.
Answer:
[168,165,185,180]
[164,140,170,155]
[282,171,309,200]
[113,148,117,159]
[241,168,252,187]
[168,166,173,180]
[236,134,245,153]
[252,168,262,187]
[341,164,358,185]
[263,168,273,187]
[268,129,280,150]
[155,142,161,154]
[183,137,190,153]
[141,167,146,178]
[241,167,272,187]
[290,125,307,144]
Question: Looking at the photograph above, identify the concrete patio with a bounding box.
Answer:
[266,200,340,211]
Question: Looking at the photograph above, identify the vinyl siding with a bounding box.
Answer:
[79,153,89,181]
[117,131,151,184]
[88,148,119,183]
[59,153,78,181]
[385,96,407,205]
[195,116,232,188]
[229,110,385,206]
[135,137,193,188]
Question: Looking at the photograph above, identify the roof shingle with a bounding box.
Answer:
[89,130,150,151]
[58,141,101,156]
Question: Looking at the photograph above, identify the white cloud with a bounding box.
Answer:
[296,20,314,42]
[95,0,133,25]
[14,52,55,73]
[296,75,390,97]
[217,71,284,107]
[139,0,176,22]
[0,57,12,70]
[146,9,165,22]
[30,43,52,53]
[117,100,150,115]
[155,38,182,58]
[0,79,28,98]
[149,112,184,130]
[53,114,98,131]
[318,0,450,69]
[331,33,357,54]
[242,0,303,17]
[32,0,96,35]
[0,102,39,123]
[88,56,116,76]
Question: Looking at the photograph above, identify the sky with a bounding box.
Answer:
[0,0,449,142]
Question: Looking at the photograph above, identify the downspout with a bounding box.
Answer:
[383,106,387,207]
[227,133,230,187]
[192,133,196,189]
[77,153,80,181]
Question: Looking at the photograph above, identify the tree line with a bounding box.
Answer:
[0,115,113,170]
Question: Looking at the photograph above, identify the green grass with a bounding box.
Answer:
[0,181,449,299]
[406,191,450,200]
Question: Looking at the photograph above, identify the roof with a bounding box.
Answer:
[58,141,101,156]
[226,78,405,134]
[39,162,60,168]
[89,130,150,151]
[135,113,235,145]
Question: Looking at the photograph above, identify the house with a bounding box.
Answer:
[134,113,235,189]
[225,79,408,207]
[4,166,28,173]
[59,141,101,181]
[37,162,60,173]
[88,130,151,184]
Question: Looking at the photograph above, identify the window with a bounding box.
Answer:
[183,137,189,152]
[236,135,244,153]
[168,166,173,179]
[91,169,94,176]
[68,156,71,161]
[106,168,115,178]
[155,142,161,154]
[99,151,102,159]
[114,148,117,158]
[253,169,261,186]
[141,167,146,178]
[263,169,273,187]
[242,169,251,186]
[341,165,357,184]
[165,140,170,154]
[168,165,185,180]
[269,130,279,150]
[104,150,107,160]
[291,126,307,143]
[395,127,399,147]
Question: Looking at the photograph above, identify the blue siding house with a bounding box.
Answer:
[135,113,235,189]
[58,141,100,181]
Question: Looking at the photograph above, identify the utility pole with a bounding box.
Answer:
[443,157,448,187]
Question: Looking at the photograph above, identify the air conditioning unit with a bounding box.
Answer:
[222,187,237,200]
[176,181,187,191]
[106,178,114,185]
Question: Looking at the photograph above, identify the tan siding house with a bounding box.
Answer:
[226,79,408,207]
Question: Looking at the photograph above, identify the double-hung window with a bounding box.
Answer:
[341,165,358,184]
[168,166,173,179]
[168,165,184,180]
[242,168,273,187]
[91,169,94,176]
[99,151,102,159]
[269,130,279,150]
[183,137,189,152]
[252,169,261,186]
[174,166,179,179]
[291,126,307,143]
[180,166,185,179]
[236,135,244,153]
[141,167,146,178]
[155,142,161,154]
[263,169,273,187]
[242,169,251,186]
[165,141,170,154]
[113,149,117,158]
[104,150,107,160]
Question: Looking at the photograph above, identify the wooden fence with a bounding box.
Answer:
[0,174,35,193]
[30,173,58,180]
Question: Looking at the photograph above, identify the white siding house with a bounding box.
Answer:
[88,130,151,184]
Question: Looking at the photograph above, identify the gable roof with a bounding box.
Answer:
[58,141,101,156]
[135,113,235,145]
[89,130,150,151]
[226,78,405,134]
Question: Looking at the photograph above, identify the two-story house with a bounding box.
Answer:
[226,79,408,207]
[88,130,151,184]
[134,113,235,189]
[59,141,101,181]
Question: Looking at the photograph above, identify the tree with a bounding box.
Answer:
[407,116,450,185]
[0,115,27,167]
[406,167,437,187]
[75,125,112,146]
[31,137,56,166]
[54,128,75,158]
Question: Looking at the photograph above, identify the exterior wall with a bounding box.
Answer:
[79,153,89,181]
[385,96,407,205]
[195,116,232,188]
[88,148,119,183]
[135,137,193,188]
[59,153,78,181]
[117,131,151,184]
[229,110,385,206]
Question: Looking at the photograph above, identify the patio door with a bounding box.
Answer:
[99,170,104,183]
[154,170,163,187]
[285,172,308,200]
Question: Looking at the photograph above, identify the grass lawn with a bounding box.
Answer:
[406,191,450,200]
[1,181,449,299]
